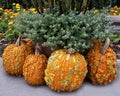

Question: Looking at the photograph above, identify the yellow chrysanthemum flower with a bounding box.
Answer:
[12,3,16,6]
[10,15,15,19]
[94,10,99,13]
[110,10,115,13]
[3,12,7,15]
[34,11,38,14]
[114,5,118,9]
[9,28,12,31]
[114,11,118,14]
[5,18,8,20]
[8,22,14,25]
[23,9,26,12]
[0,17,2,20]
[0,7,3,10]
[113,13,117,16]
[13,13,19,17]
[16,3,21,9]
[43,7,46,11]
[30,8,36,12]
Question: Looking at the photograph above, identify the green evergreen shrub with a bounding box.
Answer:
[14,10,112,52]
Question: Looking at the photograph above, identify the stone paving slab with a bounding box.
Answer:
[0,58,120,96]
[113,26,120,34]
[107,15,120,24]
[107,15,120,34]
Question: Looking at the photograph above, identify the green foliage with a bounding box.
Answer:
[0,19,7,33]
[0,6,38,40]
[31,0,90,14]
[14,11,44,42]
[109,33,120,44]
[0,7,3,15]
[0,6,20,39]
[0,15,9,33]
[5,21,19,40]
[14,10,112,52]
[0,16,19,39]
[42,11,112,52]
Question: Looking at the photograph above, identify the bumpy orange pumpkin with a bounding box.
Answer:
[2,36,33,75]
[45,48,88,92]
[87,38,118,85]
[23,43,47,85]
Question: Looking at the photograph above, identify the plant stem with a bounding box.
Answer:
[35,43,41,55]
[66,48,75,54]
[15,36,21,46]
[100,37,110,54]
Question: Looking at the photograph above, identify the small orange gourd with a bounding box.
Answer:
[2,36,33,75]
[87,38,118,85]
[23,43,47,85]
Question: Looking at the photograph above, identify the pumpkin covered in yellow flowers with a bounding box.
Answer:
[23,43,47,85]
[45,48,88,92]
[2,36,33,75]
[87,38,118,85]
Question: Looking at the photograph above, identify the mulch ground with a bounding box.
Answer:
[0,38,120,59]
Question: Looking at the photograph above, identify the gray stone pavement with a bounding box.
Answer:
[107,15,120,34]
[0,58,120,96]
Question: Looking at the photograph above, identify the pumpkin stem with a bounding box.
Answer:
[35,43,41,55]
[100,38,110,55]
[21,39,27,44]
[66,48,75,54]
[15,36,21,46]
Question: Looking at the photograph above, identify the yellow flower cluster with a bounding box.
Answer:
[110,5,120,16]
[93,9,101,14]
[13,3,21,11]
[3,9,19,19]
[3,9,13,15]
[0,17,2,20]
[8,21,14,25]
[12,3,16,6]
[29,8,38,14]
[0,7,3,11]
[0,3,39,36]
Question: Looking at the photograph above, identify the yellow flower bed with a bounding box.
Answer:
[0,3,39,39]
[110,5,120,16]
